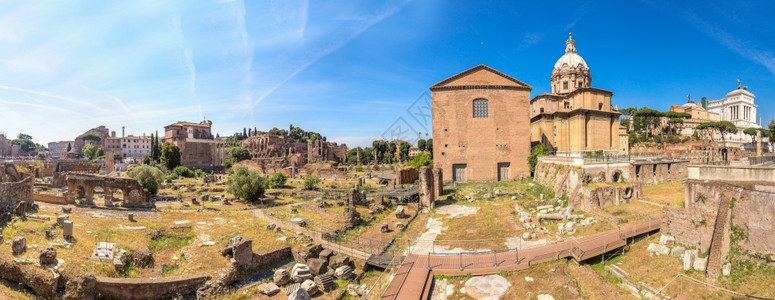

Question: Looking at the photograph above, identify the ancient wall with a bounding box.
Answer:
[95,273,210,300]
[0,166,33,213]
[180,141,216,169]
[688,165,775,182]
[55,160,102,173]
[65,174,154,208]
[665,179,775,278]
[249,247,292,270]
[33,193,69,205]
[630,140,748,164]
[577,184,640,211]
[0,256,59,298]
[396,167,419,185]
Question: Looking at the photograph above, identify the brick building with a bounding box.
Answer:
[0,134,14,158]
[163,121,226,170]
[74,125,111,154]
[431,64,532,182]
[529,32,622,154]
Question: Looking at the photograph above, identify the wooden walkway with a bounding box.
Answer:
[379,219,661,300]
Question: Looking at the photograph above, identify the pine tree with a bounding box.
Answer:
[66,143,71,152]
[150,133,155,159]
[243,128,247,139]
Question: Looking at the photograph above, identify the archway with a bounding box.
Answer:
[622,187,633,200]
[612,170,623,183]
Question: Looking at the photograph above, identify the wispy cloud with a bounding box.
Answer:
[516,32,544,50]
[172,13,203,121]
[249,0,412,111]
[642,0,775,76]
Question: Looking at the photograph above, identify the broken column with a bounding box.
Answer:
[432,168,443,197]
[419,166,434,210]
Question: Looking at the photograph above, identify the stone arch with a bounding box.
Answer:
[622,187,633,200]
[612,170,623,183]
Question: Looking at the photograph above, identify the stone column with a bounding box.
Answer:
[756,131,762,157]
[419,166,434,211]
[432,168,443,197]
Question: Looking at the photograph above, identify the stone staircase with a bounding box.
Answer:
[706,196,731,280]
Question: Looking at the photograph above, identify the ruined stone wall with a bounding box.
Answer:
[95,273,210,300]
[630,141,748,163]
[33,193,69,205]
[55,160,103,173]
[577,184,640,212]
[396,167,419,185]
[65,174,154,208]
[180,141,216,169]
[0,174,33,212]
[0,256,58,298]
[249,247,292,270]
[665,180,775,266]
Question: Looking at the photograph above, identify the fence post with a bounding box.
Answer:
[493,250,498,267]
[459,252,463,271]
[426,252,431,270]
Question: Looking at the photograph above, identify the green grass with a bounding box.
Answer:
[162,264,180,276]
[148,229,196,251]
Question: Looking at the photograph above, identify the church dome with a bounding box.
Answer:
[550,31,592,94]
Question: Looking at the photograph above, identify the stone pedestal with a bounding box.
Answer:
[432,168,443,197]
[63,221,74,237]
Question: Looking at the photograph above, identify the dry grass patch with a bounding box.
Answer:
[603,201,661,224]
[434,200,523,251]
[642,180,685,207]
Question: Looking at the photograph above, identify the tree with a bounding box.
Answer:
[230,147,251,163]
[399,141,410,161]
[226,166,267,201]
[417,139,427,152]
[406,152,432,168]
[161,142,181,169]
[66,143,72,152]
[697,121,738,148]
[142,156,152,165]
[82,144,96,160]
[96,146,104,158]
[243,128,247,139]
[303,176,321,190]
[17,133,32,140]
[80,133,102,143]
[744,128,773,148]
[633,107,664,137]
[127,165,163,195]
[528,143,551,175]
[427,139,433,158]
[12,134,37,152]
[372,140,387,163]
[153,131,161,161]
[268,172,287,189]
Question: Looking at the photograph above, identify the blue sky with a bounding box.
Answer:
[0,0,773,148]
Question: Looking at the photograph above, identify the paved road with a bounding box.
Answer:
[379,219,661,300]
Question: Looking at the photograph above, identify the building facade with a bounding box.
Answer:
[105,135,151,159]
[668,99,720,138]
[431,64,532,182]
[47,141,73,159]
[74,125,111,154]
[530,32,622,154]
[163,121,225,170]
[707,85,761,146]
[0,134,14,158]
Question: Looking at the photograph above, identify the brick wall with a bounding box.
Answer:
[95,273,211,300]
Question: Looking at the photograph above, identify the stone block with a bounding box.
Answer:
[288,287,310,300]
[274,269,291,286]
[395,205,407,218]
[12,236,26,255]
[259,282,280,295]
[63,220,74,237]
[647,243,669,256]
[380,223,389,233]
[306,258,328,276]
[683,250,697,271]
[693,256,707,271]
[57,214,69,226]
[39,247,57,265]
[318,249,333,260]
[300,279,318,295]
[62,207,72,213]
[127,213,135,222]
[659,234,675,246]
[329,255,350,270]
[670,246,685,257]
[722,263,731,276]
[292,263,313,283]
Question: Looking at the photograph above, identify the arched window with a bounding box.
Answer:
[473,99,489,118]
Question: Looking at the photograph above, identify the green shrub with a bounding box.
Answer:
[528,143,551,175]
[226,166,267,201]
[173,166,195,178]
[230,147,251,163]
[268,172,287,189]
[356,164,364,172]
[406,152,432,168]
[303,176,321,190]
[127,165,163,195]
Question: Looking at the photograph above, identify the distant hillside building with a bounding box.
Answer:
[668,99,720,138]
[163,121,225,170]
[105,130,151,160]
[240,134,347,164]
[431,64,532,182]
[0,134,13,158]
[529,32,622,155]
[74,125,111,154]
[47,141,73,159]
